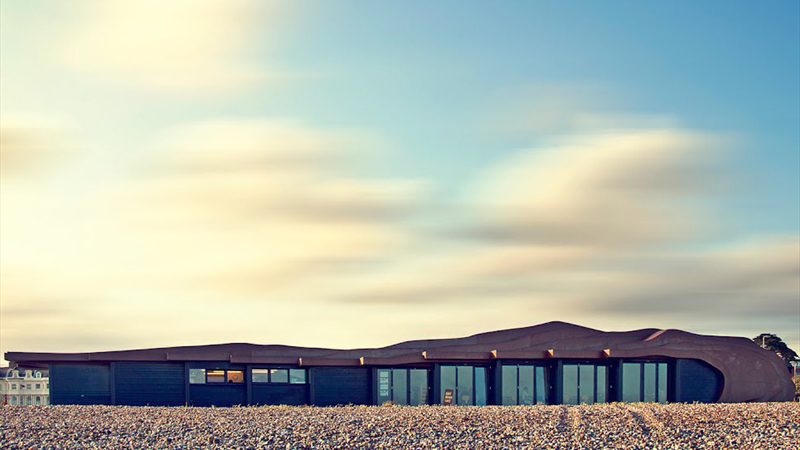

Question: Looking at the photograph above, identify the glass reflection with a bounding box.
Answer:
[457,366,473,405]
[393,369,408,405]
[410,369,428,406]
[502,366,517,405]
[623,363,641,402]
[440,366,456,404]
[657,363,668,403]
[579,366,595,404]
[535,367,546,405]
[475,368,487,406]
[562,365,578,405]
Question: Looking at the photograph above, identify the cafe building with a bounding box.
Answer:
[5,321,794,406]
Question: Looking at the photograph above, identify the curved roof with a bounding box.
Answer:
[5,321,793,402]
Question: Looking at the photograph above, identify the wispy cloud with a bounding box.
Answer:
[55,0,286,93]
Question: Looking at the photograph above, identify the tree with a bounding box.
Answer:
[752,333,799,371]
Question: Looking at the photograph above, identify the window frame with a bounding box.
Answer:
[621,359,670,403]
[502,363,550,405]
[376,367,430,406]
[189,368,247,385]
[438,365,489,406]
[251,367,307,384]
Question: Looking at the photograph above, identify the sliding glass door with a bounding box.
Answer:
[561,364,608,405]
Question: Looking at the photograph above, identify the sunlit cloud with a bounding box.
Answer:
[55,0,284,93]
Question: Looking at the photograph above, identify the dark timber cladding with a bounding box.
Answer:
[5,322,795,406]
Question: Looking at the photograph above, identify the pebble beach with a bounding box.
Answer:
[1,402,798,449]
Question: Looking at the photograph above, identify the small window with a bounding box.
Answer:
[227,370,244,383]
[252,369,269,383]
[270,369,288,383]
[11,384,17,390]
[207,370,226,383]
[189,369,206,384]
[290,369,306,384]
[36,384,41,389]
[36,397,41,405]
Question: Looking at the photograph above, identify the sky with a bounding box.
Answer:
[1,0,798,359]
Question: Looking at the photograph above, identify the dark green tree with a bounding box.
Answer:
[752,333,799,370]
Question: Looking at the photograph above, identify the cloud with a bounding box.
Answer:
[0,116,76,177]
[464,129,727,247]
[55,0,282,93]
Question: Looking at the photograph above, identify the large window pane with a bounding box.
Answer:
[377,369,391,405]
[622,363,641,402]
[270,369,288,383]
[207,370,225,383]
[393,369,408,406]
[457,366,473,405]
[290,369,306,384]
[189,369,206,384]
[440,366,456,404]
[657,363,668,403]
[227,370,244,383]
[596,366,606,403]
[410,369,428,406]
[535,367,547,405]
[579,365,595,404]
[643,364,656,402]
[562,365,578,405]
[519,366,534,405]
[475,368,487,406]
[252,369,269,383]
[502,366,518,405]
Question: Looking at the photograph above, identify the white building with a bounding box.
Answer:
[0,367,49,406]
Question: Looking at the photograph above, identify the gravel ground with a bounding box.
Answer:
[1,403,798,449]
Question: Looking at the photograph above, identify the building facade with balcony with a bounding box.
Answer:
[0,368,50,406]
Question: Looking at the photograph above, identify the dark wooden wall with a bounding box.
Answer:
[114,362,185,406]
[310,367,371,406]
[674,358,723,402]
[49,363,112,405]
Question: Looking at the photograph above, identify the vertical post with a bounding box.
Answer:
[184,363,190,406]
[245,364,252,406]
[109,362,116,406]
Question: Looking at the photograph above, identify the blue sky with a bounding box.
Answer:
[1,1,798,357]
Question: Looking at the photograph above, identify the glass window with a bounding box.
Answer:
[440,366,456,404]
[377,369,391,404]
[270,369,288,383]
[579,365,595,404]
[535,366,547,405]
[11,384,17,390]
[596,366,607,404]
[410,369,428,406]
[475,367,487,406]
[657,363,668,403]
[562,365,578,405]
[622,363,641,402]
[519,365,535,405]
[393,369,408,406]
[456,366,473,405]
[227,370,244,383]
[36,397,41,405]
[11,397,16,405]
[189,369,206,384]
[290,369,306,384]
[206,370,225,383]
[502,366,517,405]
[643,364,656,402]
[36,384,41,389]
[252,369,269,383]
